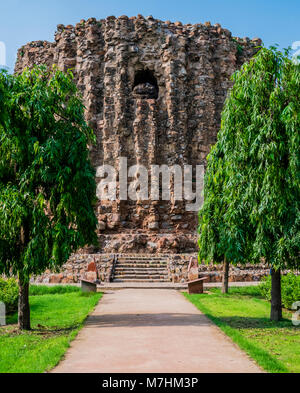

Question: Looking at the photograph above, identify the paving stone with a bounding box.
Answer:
[52,289,262,373]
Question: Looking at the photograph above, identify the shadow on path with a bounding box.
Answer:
[85,312,211,328]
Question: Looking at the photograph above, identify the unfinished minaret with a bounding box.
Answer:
[15,15,260,255]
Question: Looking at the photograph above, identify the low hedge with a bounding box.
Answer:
[29,285,80,296]
[0,280,82,316]
[259,273,300,309]
[0,277,19,314]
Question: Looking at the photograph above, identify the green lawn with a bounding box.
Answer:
[0,288,102,373]
[184,287,300,373]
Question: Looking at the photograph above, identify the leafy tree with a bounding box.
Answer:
[198,141,251,293]
[199,47,299,320]
[0,66,98,330]
[198,145,231,293]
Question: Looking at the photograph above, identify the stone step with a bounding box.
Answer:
[113,273,168,279]
[112,256,170,282]
[117,257,168,259]
[115,268,167,273]
[114,276,169,280]
[116,262,168,266]
[116,260,168,264]
[116,255,169,258]
[116,263,167,269]
[114,267,168,274]
[116,258,168,262]
[113,278,170,283]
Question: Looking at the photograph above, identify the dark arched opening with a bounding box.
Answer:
[132,69,159,99]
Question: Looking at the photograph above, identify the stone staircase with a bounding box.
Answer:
[112,255,170,282]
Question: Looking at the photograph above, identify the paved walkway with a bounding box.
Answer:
[97,281,261,290]
[53,289,262,373]
[34,281,261,290]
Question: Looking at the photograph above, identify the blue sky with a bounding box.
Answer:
[1,0,299,72]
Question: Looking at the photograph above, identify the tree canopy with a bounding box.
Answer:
[198,47,300,318]
[0,65,98,328]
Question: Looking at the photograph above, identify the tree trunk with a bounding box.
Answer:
[222,258,229,294]
[270,268,282,321]
[18,274,31,330]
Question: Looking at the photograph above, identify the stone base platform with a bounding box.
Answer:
[31,252,272,285]
[97,281,261,291]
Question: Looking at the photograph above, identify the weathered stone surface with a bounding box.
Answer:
[49,273,63,284]
[16,16,264,283]
[87,261,97,272]
[86,271,97,282]
[97,221,106,231]
[29,252,275,284]
[31,254,115,284]
[148,221,159,230]
[15,15,260,256]
[187,256,199,281]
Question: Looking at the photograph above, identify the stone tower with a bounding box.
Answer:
[15,15,260,255]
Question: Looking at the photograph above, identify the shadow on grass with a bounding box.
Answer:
[6,312,17,325]
[208,287,264,298]
[29,325,81,336]
[201,310,291,372]
[0,321,81,338]
[184,292,296,373]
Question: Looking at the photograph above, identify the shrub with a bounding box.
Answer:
[0,277,19,314]
[260,273,300,309]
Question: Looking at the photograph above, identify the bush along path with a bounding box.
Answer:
[0,287,102,373]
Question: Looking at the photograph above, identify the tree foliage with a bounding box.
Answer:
[0,65,98,324]
[199,47,300,314]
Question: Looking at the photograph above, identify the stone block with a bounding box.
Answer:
[188,277,208,294]
[49,274,63,284]
[148,221,159,230]
[98,221,106,231]
[88,261,97,272]
[86,271,97,282]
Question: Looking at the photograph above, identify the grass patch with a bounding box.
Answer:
[29,284,80,296]
[0,291,102,373]
[184,287,300,373]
